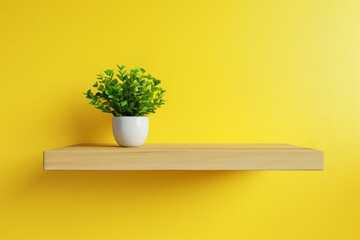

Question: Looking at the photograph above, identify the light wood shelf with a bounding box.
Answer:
[43,143,324,170]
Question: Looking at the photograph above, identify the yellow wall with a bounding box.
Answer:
[1,0,359,239]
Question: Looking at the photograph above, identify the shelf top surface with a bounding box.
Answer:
[46,143,319,152]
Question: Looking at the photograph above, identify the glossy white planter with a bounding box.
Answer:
[112,117,149,147]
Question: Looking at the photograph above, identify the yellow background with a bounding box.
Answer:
[1,0,359,239]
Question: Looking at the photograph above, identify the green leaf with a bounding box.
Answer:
[117,65,126,70]
[104,69,113,76]
[153,79,161,86]
[121,100,128,107]
[93,82,98,87]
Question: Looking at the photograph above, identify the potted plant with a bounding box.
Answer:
[84,65,166,147]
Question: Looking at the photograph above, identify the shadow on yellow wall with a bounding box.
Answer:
[22,168,253,197]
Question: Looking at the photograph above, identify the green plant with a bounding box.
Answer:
[84,65,166,116]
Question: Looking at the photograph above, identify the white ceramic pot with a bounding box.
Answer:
[112,117,149,147]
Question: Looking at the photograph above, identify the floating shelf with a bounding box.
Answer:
[43,143,324,170]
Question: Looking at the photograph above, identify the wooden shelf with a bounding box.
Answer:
[43,143,324,170]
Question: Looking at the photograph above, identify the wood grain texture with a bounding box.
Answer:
[43,143,324,170]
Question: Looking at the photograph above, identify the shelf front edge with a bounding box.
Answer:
[43,147,324,170]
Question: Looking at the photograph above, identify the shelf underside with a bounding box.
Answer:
[43,143,324,170]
